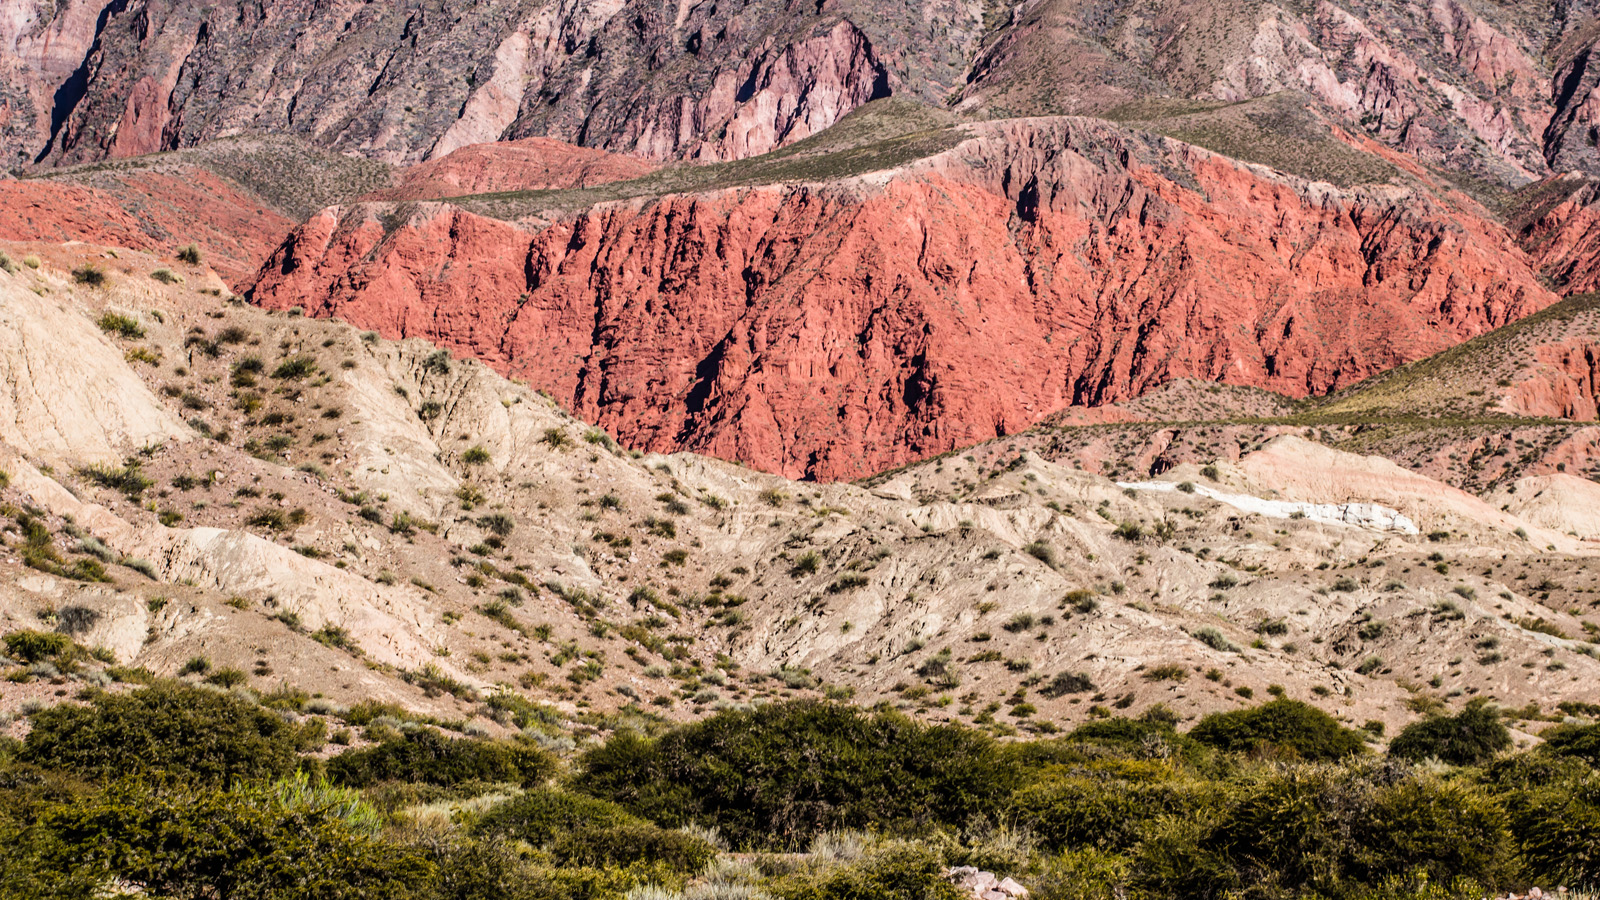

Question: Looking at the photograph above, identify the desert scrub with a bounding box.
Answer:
[79,460,153,498]
[96,311,144,339]
[271,355,317,379]
[73,264,107,286]
[1188,698,1365,760]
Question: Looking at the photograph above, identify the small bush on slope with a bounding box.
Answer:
[1188,698,1366,761]
[1388,700,1511,766]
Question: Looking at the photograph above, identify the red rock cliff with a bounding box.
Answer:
[248,118,1557,480]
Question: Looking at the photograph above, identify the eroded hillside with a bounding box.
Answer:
[4,241,1599,745]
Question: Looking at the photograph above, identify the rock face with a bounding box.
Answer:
[247,118,1556,480]
[0,174,294,286]
[0,271,191,461]
[1,0,982,168]
[9,0,1600,186]
[1517,176,1600,296]
[963,0,1591,185]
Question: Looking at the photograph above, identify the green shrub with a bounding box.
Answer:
[576,700,1003,849]
[176,244,203,265]
[1029,847,1133,900]
[477,513,514,536]
[549,823,716,873]
[1505,772,1600,889]
[204,668,248,688]
[1024,541,1057,565]
[461,446,491,465]
[1388,700,1511,766]
[1011,772,1216,853]
[271,356,317,379]
[19,681,304,786]
[1039,671,1095,698]
[80,460,152,497]
[1188,699,1365,761]
[1192,764,1514,898]
[1539,722,1600,767]
[326,729,554,789]
[150,268,183,284]
[474,788,642,845]
[95,311,142,338]
[73,265,107,287]
[3,630,71,663]
[40,779,428,900]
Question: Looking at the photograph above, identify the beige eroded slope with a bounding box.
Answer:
[0,266,190,460]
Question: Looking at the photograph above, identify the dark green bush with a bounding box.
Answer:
[19,682,304,786]
[272,356,317,379]
[41,779,429,900]
[1175,764,1514,899]
[548,823,716,873]
[1535,722,1600,767]
[1188,699,1366,761]
[1504,772,1600,889]
[1388,700,1511,766]
[473,788,643,845]
[326,729,553,789]
[575,700,1003,849]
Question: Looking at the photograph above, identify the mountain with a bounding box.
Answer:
[244,108,1555,480]
[9,0,1600,187]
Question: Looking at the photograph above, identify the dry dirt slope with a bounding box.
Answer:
[1,240,1598,745]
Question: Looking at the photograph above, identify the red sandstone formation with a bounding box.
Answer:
[0,173,293,286]
[1518,177,1600,296]
[1505,341,1600,420]
[248,118,1557,480]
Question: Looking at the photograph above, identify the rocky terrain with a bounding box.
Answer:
[4,243,1600,744]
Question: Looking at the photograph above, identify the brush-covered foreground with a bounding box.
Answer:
[1,674,1598,900]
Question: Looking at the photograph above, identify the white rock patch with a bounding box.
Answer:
[1117,480,1421,535]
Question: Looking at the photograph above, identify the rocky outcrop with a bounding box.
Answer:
[247,117,1557,480]
[12,0,1591,184]
[947,868,1028,900]
[2,0,981,168]
[560,19,895,161]
[1505,340,1600,420]
[1545,22,1600,175]
[0,173,294,285]
[1516,176,1600,295]
[960,0,1571,185]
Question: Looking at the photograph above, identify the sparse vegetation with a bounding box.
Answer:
[96,311,144,339]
